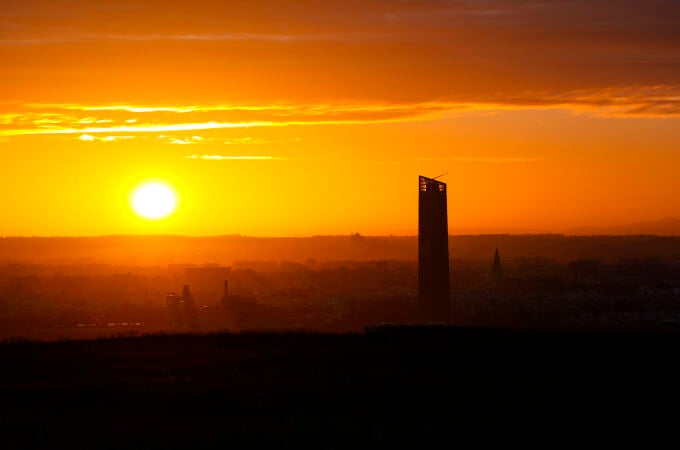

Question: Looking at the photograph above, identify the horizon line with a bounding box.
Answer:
[3,232,680,239]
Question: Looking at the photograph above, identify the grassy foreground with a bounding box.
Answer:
[1,327,678,449]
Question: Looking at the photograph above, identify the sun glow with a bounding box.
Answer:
[131,182,177,220]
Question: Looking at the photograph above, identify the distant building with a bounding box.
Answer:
[220,280,257,308]
[166,292,183,330]
[568,260,601,286]
[220,280,258,330]
[418,175,450,320]
[49,309,100,328]
[491,247,504,289]
[185,266,232,304]
[166,284,199,331]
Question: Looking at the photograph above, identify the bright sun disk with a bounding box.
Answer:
[131,182,177,219]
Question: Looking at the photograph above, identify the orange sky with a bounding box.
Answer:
[1,0,679,236]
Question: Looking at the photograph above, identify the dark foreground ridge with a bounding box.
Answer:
[2,327,679,449]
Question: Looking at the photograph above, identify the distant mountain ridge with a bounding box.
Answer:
[449,226,551,235]
[566,217,680,236]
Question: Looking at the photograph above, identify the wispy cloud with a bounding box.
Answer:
[0,32,386,46]
[416,156,543,163]
[169,136,204,145]
[78,133,134,142]
[451,157,543,163]
[1,86,680,141]
[184,155,286,161]
[0,102,457,138]
[491,86,680,118]
[0,119,408,137]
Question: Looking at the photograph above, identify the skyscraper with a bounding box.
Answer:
[418,175,450,320]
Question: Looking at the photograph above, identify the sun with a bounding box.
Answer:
[131,181,177,220]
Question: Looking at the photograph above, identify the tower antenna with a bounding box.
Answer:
[432,172,448,180]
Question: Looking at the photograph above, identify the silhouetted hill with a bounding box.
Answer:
[567,217,680,236]
[2,234,680,265]
[1,328,679,448]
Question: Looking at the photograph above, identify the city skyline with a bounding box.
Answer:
[2,0,680,236]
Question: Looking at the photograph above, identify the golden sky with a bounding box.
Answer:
[1,0,679,236]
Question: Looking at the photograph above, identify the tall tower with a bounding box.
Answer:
[418,175,450,320]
